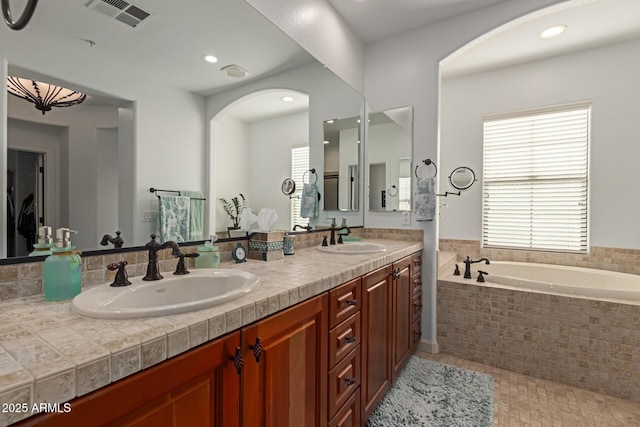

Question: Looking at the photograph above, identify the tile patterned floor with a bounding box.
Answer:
[415,352,640,427]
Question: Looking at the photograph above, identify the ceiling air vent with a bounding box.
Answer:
[87,0,152,29]
[221,65,249,78]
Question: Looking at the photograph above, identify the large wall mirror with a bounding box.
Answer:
[0,0,364,259]
[322,116,360,211]
[367,106,413,212]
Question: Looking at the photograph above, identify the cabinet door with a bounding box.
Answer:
[241,294,328,427]
[361,265,392,421]
[391,256,412,381]
[19,332,241,427]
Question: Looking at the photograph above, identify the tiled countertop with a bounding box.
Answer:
[0,239,422,426]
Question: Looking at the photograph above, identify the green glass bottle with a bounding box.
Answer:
[44,228,82,301]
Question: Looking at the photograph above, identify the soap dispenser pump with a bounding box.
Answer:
[29,226,54,256]
[43,228,82,301]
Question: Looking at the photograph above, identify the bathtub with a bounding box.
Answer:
[464,261,640,301]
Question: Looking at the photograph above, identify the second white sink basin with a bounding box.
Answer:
[72,269,260,319]
[317,242,387,255]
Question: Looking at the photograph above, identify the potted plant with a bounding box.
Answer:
[218,194,246,230]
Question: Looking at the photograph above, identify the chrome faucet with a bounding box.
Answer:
[143,234,182,281]
[463,256,490,279]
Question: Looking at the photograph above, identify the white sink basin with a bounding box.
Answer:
[317,242,387,255]
[72,269,260,319]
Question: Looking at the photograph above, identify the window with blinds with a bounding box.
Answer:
[291,145,310,229]
[482,104,590,253]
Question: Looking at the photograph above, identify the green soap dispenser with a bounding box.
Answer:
[44,228,82,301]
[29,226,54,256]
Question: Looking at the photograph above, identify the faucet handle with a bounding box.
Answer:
[107,261,132,287]
[477,270,488,282]
[174,253,198,275]
[453,264,460,276]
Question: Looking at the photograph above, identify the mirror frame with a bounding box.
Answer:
[448,166,477,191]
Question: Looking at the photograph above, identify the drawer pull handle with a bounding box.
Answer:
[413,279,421,285]
[391,268,401,279]
[346,299,357,306]
[414,259,422,266]
[345,336,356,344]
[231,347,244,375]
[345,378,356,386]
[249,337,263,363]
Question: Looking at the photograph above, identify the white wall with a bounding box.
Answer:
[439,37,640,250]
[338,127,359,210]
[96,128,119,243]
[0,24,205,251]
[206,61,364,229]
[213,116,251,232]
[7,97,119,250]
[245,0,365,93]
[368,122,411,212]
[362,0,567,350]
[248,110,309,231]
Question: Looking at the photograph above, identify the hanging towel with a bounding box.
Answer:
[414,176,436,221]
[300,183,319,218]
[179,190,204,241]
[158,195,191,242]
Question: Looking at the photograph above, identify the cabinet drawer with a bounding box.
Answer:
[328,346,361,418]
[412,291,422,324]
[412,252,422,275]
[329,278,361,329]
[328,387,360,427]
[329,312,361,368]
[411,274,422,296]
[411,318,422,350]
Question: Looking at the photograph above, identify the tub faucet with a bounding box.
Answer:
[143,234,182,281]
[293,224,313,232]
[463,256,490,279]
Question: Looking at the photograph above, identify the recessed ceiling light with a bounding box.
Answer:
[323,140,330,144]
[540,25,567,39]
[326,119,335,124]
[282,96,294,102]
[202,54,218,63]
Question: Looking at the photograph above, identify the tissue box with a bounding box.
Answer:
[248,231,284,261]
[249,231,284,242]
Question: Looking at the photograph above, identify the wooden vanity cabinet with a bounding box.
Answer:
[327,279,362,427]
[361,265,393,421]
[411,252,423,350]
[18,332,241,427]
[241,294,328,427]
[391,255,412,380]
[361,252,422,422]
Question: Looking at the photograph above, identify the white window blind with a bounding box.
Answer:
[482,105,590,253]
[291,145,310,229]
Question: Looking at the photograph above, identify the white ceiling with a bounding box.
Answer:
[18,0,313,96]
[441,0,640,78]
[327,0,509,44]
[13,0,640,119]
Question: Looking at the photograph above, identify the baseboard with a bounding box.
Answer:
[417,339,439,354]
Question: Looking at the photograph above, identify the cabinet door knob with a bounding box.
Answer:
[345,336,356,344]
[249,337,263,363]
[346,299,357,306]
[231,346,244,375]
[344,378,356,386]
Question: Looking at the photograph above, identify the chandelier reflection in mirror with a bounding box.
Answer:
[7,77,87,115]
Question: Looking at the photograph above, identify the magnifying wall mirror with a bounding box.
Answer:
[449,166,476,191]
[368,106,413,211]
